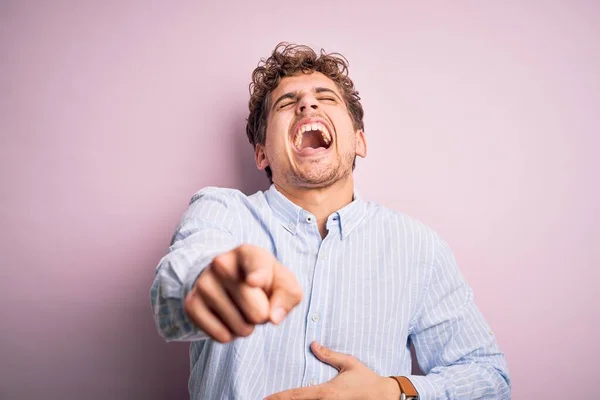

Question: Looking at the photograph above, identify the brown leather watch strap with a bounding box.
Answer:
[390,376,419,398]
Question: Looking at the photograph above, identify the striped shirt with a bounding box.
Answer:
[151,185,511,399]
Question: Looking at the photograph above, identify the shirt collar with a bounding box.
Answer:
[264,184,366,239]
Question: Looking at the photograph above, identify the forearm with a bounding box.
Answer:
[407,359,510,400]
[151,214,240,341]
[409,301,510,399]
[151,247,226,341]
[408,236,511,399]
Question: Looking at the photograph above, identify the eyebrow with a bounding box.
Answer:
[271,87,343,111]
[314,87,343,102]
[272,92,297,111]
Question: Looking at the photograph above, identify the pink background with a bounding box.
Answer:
[1,1,598,399]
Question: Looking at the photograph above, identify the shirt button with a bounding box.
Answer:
[311,313,320,322]
[320,252,326,258]
[308,379,316,386]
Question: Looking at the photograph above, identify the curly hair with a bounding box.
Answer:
[246,42,365,182]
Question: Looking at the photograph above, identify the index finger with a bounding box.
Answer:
[235,245,276,289]
[211,245,273,284]
[211,251,243,281]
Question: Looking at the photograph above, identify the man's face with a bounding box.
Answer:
[255,71,366,188]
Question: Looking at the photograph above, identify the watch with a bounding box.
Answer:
[390,376,419,400]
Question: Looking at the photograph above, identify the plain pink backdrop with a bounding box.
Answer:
[1,1,598,399]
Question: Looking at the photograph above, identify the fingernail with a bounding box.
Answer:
[271,307,286,324]
[314,341,322,350]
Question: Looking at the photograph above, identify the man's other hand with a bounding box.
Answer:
[265,341,401,400]
[184,244,303,343]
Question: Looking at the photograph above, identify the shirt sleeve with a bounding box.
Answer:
[406,236,511,399]
[150,187,242,342]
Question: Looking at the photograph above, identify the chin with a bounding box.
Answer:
[290,167,347,188]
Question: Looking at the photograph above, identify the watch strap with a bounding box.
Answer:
[390,376,419,399]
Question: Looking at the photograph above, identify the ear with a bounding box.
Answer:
[255,144,270,170]
[355,129,367,158]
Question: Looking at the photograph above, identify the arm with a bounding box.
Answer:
[150,188,241,341]
[150,187,303,343]
[406,237,511,399]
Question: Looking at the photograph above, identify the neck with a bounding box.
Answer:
[273,175,355,238]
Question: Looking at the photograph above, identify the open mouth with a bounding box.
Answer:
[293,122,332,153]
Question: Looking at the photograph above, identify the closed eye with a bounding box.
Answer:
[319,97,337,102]
[279,102,296,109]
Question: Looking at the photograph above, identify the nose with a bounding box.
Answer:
[296,93,318,114]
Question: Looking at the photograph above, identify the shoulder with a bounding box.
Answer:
[180,186,246,221]
[365,201,447,251]
[185,186,268,218]
[365,201,431,234]
[189,186,246,206]
[365,201,459,282]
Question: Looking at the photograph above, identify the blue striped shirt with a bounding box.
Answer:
[151,185,510,399]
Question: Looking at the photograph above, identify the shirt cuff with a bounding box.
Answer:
[403,374,442,400]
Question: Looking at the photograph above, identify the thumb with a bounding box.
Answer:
[311,341,356,371]
[268,263,303,324]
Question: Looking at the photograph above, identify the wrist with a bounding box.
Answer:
[389,376,419,400]
[383,377,401,400]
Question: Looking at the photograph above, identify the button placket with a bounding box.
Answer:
[303,238,329,388]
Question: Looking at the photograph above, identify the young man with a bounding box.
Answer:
[151,43,511,400]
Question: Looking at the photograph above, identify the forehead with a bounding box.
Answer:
[271,71,341,99]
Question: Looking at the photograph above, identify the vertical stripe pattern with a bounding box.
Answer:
[151,185,511,399]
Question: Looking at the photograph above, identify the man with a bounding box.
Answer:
[151,43,510,399]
